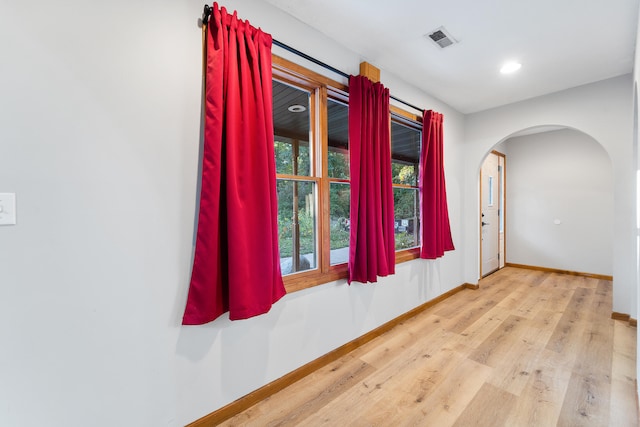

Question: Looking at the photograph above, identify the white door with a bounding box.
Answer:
[481,152,500,276]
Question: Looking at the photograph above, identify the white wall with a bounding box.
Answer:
[0,1,466,426]
[464,75,634,317]
[632,0,640,403]
[501,129,613,275]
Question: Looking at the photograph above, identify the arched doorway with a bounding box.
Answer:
[479,126,613,279]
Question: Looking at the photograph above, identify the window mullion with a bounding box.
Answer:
[391,183,417,190]
[317,86,331,273]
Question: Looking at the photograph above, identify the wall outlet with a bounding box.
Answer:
[0,193,17,225]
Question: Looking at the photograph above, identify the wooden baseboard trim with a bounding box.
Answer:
[464,282,479,290]
[612,312,631,322]
[186,283,472,426]
[611,312,637,327]
[505,263,613,281]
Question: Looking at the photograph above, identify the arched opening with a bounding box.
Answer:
[478,125,613,279]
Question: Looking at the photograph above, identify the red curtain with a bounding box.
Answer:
[419,110,454,259]
[348,75,395,283]
[183,3,286,324]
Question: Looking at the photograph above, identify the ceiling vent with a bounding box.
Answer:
[426,27,457,49]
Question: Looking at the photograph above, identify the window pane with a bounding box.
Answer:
[488,176,494,206]
[328,99,349,179]
[391,121,420,185]
[394,187,419,250]
[329,182,350,265]
[273,80,311,176]
[274,137,310,176]
[277,179,317,275]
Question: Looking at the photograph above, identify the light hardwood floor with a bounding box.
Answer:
[221,267,638,426]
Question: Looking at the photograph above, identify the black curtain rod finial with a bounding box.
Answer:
[202,4,212,25]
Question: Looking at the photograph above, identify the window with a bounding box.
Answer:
[273,80,316,276]
[327,99,350,265]
[488,176,494,207]
[272,56,422,290]
[391,117,421,251]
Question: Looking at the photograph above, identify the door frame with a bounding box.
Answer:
[479,150,506,277]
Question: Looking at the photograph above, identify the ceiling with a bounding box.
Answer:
[263,0,639,114]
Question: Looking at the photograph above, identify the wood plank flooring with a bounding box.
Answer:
[220,267,638,427]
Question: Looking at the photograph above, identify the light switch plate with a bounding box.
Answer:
[0,193,17,225]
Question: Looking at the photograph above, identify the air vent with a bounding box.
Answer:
[426,27,457,49]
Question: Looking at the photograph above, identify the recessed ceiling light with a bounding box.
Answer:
[288,104,306,113]
[500,61,522,74]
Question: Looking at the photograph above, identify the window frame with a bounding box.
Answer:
[273,55,422,292]
[325,96,351,268]
[390,109,423,257]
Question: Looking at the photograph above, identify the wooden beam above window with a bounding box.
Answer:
[359,61,380,83]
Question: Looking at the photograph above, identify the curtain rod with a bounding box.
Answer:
[201,4,424,114]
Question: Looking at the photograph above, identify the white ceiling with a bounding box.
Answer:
[263,0,639,114]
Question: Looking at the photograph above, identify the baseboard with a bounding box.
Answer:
[186,282,473,426]
[505,263,613,281]
[612,312,631,322]
[464,282,480,290]
[612,312,637,327]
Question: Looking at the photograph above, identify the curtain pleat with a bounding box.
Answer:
[419,110,454,259]
[348,75,395,283]
[183,3,286,324]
